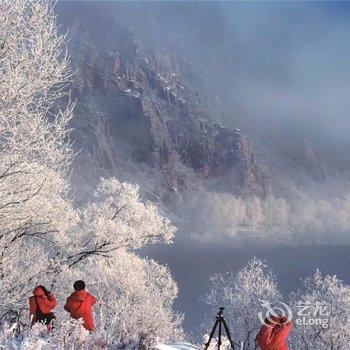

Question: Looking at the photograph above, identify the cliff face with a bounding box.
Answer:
[60,6,270,198]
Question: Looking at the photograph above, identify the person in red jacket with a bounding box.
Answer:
[29,285,57,327]
[64,280,97,331]
[257,315,292,350]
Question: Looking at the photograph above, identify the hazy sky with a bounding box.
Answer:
[57,1,350,169]
[174,2,350,165]
[99,1,350,156]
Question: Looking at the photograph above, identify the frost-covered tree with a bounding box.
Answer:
[204,258,282,350]
[0,0,76,320]
[0,1,182,348]
[66,177,175,266]
[290,270,350,350]
[55,178,179,348]
[0,0,73,171]
[0,175,180,348]
[85,252,182,348]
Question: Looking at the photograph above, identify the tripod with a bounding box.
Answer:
[204,307,238,350]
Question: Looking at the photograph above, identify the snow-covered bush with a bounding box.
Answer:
[290,270,350,350]
[202,334,231,350]
[0,318,93,350]
[90,251,183,348]
[44,316,91,350]
[204,258,282,350]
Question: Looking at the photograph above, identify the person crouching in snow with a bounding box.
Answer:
[64,280,97,331]
[29,285,57,329]
[257,315,292,350]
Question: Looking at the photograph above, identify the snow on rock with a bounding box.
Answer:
[65,9,270,198]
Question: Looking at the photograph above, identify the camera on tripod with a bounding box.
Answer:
[217,307,225,315]
[204,307,240,350]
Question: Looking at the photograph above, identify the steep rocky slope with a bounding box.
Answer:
[58,4,270,199]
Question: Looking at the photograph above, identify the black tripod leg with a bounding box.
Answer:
[222,319,236,350]
[218,320,222,350]
[205,319,219,350]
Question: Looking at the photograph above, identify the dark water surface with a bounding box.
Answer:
[140,241,350,335]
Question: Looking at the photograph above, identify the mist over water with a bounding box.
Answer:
[176,191,350,244]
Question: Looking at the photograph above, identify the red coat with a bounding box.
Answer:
[64,290,97,331]
[258,317,292,350]
[29,286,57,324]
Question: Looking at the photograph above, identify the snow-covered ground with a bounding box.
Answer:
[156,343,199,350]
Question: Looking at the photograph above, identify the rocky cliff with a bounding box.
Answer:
[58,4,270,199]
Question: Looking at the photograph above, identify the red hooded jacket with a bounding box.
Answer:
[29,286,57,324]
[258,317,292,350]
[64,290,97,331]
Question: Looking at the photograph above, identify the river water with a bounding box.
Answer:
[141,241,350,336]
